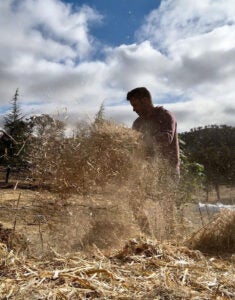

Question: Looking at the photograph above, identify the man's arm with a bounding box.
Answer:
[155,110,176,145]
[132,117,141,131]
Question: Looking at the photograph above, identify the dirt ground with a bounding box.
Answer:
[0,188,183,257]
[0,182,234,257]
[0,186,142,257]
[1,185,235,299]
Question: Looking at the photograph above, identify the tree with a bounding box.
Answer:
[178,138,205,202]
[93,102,105,125]
[4,89,24,138]
[180,125,235,201]
[28,114,65,139]
[3,89,31,165]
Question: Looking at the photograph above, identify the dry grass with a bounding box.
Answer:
[0,237,234,299]
[27,118,179,241]
[0,116,235,298]
[185,210,235,254]
[29,119,145,196]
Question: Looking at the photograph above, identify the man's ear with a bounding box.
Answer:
[142,97,151,105]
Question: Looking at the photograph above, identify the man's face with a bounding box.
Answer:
[130,97,151,117]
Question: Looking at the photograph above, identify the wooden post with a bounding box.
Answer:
[5,165,11,184]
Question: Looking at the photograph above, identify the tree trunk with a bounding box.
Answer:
[5,166,11,184]
[215,184,221,202]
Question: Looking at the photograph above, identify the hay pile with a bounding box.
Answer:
[186,210,235,254]
[28,119,178,239]
[1,238,234,299]
[29,120,145,197]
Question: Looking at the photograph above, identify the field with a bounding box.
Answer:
[0,121,235,299]
[0,185,235,299]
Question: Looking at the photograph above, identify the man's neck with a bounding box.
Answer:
[146,106,155,117]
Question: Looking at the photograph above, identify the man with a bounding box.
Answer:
[127,87,180,175]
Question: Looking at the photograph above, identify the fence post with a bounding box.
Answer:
[5,165,11,184]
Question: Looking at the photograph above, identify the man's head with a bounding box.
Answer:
[127,87,154,117]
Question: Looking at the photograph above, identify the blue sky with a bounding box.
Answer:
[63,0,161,46]
[0,0,235,132]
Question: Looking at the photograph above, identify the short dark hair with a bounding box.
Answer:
[127,87,152,101]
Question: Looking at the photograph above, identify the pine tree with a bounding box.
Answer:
[93,102,105,127]
[3,89,30,161]
[4,89,24,139]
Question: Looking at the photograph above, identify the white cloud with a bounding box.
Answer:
[165,95,235,132]
[105,42,170,92]
[0,0,103,107]
[0,0,235,133]
[1,0,101,59]
[138,0,235,50]
[133,0,235,131]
